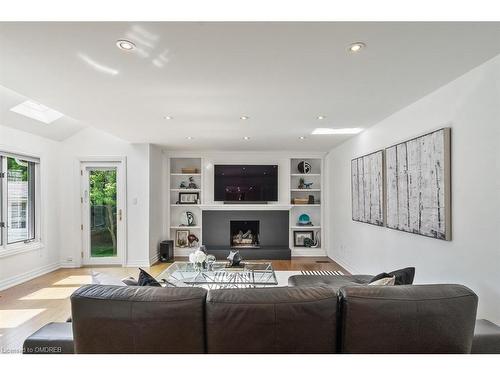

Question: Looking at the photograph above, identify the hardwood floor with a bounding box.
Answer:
[0,257,347,353]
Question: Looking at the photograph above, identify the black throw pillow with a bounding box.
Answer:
[369,272,393,284]
[137,268,161,287]
[388,267,415,285]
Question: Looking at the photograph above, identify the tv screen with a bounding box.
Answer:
[214,165,278,202]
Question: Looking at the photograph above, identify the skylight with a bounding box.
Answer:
[10,100,64,124]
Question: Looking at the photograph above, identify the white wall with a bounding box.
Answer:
[58,128,154,268]
[0,124,62,289]
[0,124,165,288]
[326,55,500,323]
[148,145,166,264]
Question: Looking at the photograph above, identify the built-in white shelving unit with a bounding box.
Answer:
[289,158,323,255]
[169,157,203,255]
[166,154,326,257]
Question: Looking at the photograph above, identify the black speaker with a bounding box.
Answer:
[159,240,174,262]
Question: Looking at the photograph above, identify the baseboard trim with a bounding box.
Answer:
[149,253,159,266]
[59,262,80,268]
[0,262,61,291]
[291,248,326,257]
[330,256,356,274]
[125,260,152,268]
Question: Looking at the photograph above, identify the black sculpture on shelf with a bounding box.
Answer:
[297,160,312,174]
[187,176,198,189]
[227,250,243,267]
[303,237,314,248]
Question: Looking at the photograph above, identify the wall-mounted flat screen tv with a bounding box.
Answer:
[214,165,278,202]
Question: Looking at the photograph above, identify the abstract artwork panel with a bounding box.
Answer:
[385,128,451,240]
[351,150,384,226]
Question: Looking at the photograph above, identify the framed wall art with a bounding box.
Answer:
[351,150,385,226]
[385,128,451,240]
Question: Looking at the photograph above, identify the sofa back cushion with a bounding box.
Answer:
[71,284,207,354]
[339,284,478,353]
[206,287,338,353]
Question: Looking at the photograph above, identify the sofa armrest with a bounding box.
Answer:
[472,319,500,354]
[23,322,74,354]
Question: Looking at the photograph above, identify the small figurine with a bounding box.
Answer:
[187,176,198,189]
[298,178,313,189]
[179,181,188,189]
[188,234,199,248]
[227,250,243,267]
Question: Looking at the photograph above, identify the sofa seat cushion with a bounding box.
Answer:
[23,322,74,354]
[287,274,373,291]
[472,319,500,354]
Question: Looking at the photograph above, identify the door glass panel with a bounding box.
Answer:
[7,157,35,244]
[89,169,117,258]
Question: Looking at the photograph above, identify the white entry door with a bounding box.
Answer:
[81,161,125,265]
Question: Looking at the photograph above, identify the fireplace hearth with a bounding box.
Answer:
[230,220,260,248]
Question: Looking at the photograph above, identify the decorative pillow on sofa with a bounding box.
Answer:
[138,268,161,287]
[369,276,396,286]
[369,272,392,283]
[368,267,415,285]
[121,276,138,286]
[388,267,415,285]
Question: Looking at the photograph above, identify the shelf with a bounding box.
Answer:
[290,204,321,207]
[291,247,323,250]
[290,173,321,177]
[170,226,201,229]
[170,189,201,192]
[290,226,321,229]
[170,204,202,207]
[290,189,321,192]
[200,204,292,211]
[171,173,201,176]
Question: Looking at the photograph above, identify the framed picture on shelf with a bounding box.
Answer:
[175,230,190,248]
[178,192,199,204]
[293,230,314,247]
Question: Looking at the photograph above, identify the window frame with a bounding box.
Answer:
[0,151,43,257]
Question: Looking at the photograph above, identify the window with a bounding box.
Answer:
[1,152,39,251]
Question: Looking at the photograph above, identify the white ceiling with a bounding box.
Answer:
[1,22,500,151]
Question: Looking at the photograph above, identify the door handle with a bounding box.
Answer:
[119,209,122,221]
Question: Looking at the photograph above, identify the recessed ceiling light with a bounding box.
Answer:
[10,100,64,124]
[317,115,325,120]
[243,136,251,140]
[116,39,136,51]
[164,116,173,120]
[240,116,249,120]
[312,128,363,135]
[186,136,194,140]
[348,42,366,53]
[299,136,306,140]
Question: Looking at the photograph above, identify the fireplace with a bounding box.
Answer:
[230,220,260,248]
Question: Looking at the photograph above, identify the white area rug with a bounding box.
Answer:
[274,270,345,287]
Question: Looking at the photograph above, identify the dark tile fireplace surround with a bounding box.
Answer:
[202,210,291,260]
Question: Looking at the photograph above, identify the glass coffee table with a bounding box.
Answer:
[156,261,278,289]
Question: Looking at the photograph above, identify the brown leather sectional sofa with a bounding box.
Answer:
[24,282,480,354]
